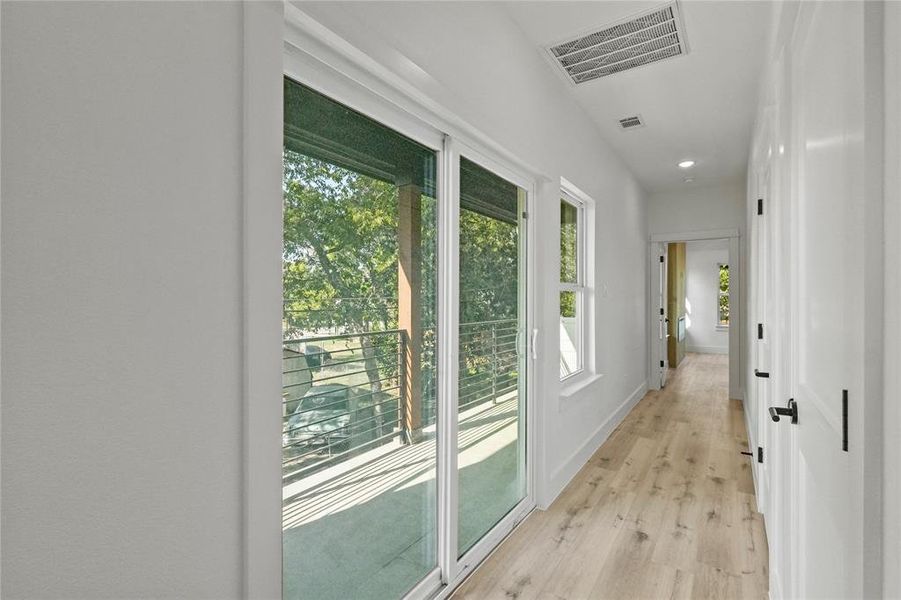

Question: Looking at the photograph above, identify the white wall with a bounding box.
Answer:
[647,180,746,399]
[648,180,746,235]
[2,3,245,598]
[294,1,649,508]
[684,239,729,354]
[884,1,901,595]
[1,1,648,597]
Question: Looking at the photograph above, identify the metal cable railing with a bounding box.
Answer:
[282,318,520,482]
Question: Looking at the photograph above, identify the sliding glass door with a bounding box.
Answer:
[281,76,531,599]
[456,157,528,557]
[282,79,439,600]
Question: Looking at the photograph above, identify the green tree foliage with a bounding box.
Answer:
[283,151,401,336]
[559,201,578,317]
[718,264,730,325]
[459,210,518,323]
[283,151,413,409]
[283,151,520,335]
[283,151,522,421]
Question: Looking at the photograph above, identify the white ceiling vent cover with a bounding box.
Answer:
[547,3,689,84]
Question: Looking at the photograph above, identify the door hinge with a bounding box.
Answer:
[522,211,528,219]
[842,389,848,452]
[757,198,764,215]
[757,446,764,463]
[757,323,764,340]
[659,255,665,263]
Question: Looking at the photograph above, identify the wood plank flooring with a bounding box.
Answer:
[452,353,768,600]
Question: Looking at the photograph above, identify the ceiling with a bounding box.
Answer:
[504,1,772,192]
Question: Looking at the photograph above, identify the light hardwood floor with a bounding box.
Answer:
[452,353,768,600]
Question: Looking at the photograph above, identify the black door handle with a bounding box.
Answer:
[769,399,798,424]
[755,369,770,378]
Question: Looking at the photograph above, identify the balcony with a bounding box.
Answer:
[282,319,521,599]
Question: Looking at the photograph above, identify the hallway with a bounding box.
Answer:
[3,2,897,598]
[453,353,768,599]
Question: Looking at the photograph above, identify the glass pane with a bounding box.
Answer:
[457,157,527,557]
[560,290,581,378]
[718,264,730,326]
[560,199,578,283]
[282,78,438,600]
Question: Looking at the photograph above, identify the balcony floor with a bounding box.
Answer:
[283,393,521,600]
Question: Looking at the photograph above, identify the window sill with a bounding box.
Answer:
[560,372,604,401]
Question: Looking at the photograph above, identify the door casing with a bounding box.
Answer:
[647,229,741,402]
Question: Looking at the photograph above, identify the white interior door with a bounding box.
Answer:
[754,171,772,514]
[657,243,668,387]
[764,53,793,600]
[788,2,866,597]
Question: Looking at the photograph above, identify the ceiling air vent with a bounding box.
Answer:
[546,2,689,85]
[619,115,644,130]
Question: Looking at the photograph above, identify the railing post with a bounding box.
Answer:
[398,331,408,444]
[491,323,498,403]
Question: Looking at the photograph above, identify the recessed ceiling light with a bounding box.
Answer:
[678,160,695,168]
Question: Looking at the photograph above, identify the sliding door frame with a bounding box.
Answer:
[437,138,537,599]
[259,7,540,600]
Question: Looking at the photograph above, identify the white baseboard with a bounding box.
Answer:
[541,380,648,510]
[769,566,784,600]
[686,345,728,355]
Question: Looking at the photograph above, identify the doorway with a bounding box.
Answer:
[648,231,741,399]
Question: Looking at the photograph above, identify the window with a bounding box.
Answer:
[718,263,730,327]
[560,195,585,379]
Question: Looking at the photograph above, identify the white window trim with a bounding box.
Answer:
[243,5,287,599]
[559,194,585,381]
[559,178,597,392]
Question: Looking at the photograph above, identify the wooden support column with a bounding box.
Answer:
[398,183,422,441]
[666,241,687,368]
